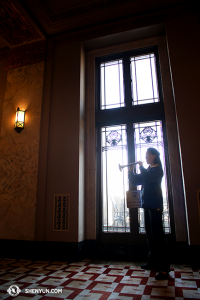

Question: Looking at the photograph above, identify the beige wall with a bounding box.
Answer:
[166,13,200,245]
[35,42,85,243]
[0,62,44,240]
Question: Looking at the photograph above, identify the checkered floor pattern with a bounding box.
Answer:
[0,258,200,299]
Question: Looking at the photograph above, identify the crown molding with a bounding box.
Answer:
[23,0,195,35]
[52,2,197,46]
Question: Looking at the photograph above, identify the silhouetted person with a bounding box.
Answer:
[128,147,170,280]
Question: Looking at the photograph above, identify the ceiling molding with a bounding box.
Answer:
[40,0,138,23]
[52,2,197,46]
[23,0,188,34]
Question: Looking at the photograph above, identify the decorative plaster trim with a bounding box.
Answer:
[0,47,9,62]
[0,40,54,70]
[4,41,46,70]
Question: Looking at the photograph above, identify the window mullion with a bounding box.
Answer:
[123,54,132,108]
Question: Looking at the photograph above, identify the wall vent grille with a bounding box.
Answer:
[53,194,70,231]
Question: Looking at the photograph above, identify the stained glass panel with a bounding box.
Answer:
[134,121,170,233]
[101,125,130,232]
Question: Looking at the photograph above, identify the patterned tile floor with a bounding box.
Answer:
[0,258,200,299]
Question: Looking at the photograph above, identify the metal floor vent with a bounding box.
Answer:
[53,194,70,231]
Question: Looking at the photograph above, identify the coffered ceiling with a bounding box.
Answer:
[0,0,45,48]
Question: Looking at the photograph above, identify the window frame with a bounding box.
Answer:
[95,45,164,126]
[95,45,175,243]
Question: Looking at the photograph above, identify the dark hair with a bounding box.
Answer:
[147,147,163,175]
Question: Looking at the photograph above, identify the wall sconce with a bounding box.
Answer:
[14,107,25,133]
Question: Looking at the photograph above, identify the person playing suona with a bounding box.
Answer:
[128,147,170,280]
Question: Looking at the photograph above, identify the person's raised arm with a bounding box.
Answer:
[139,165,162,183]
[128,164,143,186]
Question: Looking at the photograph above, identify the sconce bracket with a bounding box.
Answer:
[14,127,24,133]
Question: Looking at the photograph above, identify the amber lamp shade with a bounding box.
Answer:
[14,107,25,133]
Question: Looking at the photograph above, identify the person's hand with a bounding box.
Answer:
[128,165,134,172]
[138,161,143,167]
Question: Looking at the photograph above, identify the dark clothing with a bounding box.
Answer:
[144,208,170,272]
[128,165,163,209]
[128,165,170,272]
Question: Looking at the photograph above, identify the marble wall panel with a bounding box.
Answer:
[0,62,44,240]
